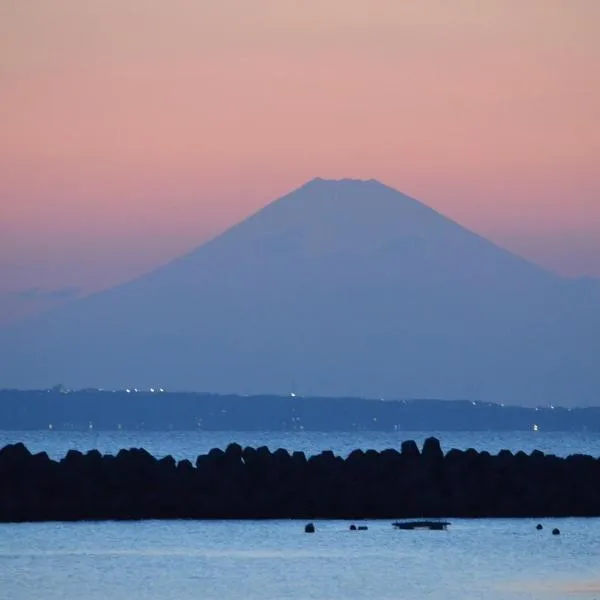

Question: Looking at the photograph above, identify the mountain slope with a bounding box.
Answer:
[1,178,598,406]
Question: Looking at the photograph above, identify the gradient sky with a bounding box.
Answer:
[1,0,599,323]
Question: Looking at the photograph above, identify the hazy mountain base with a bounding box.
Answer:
[1,390,600,432]
[1,179,599,405]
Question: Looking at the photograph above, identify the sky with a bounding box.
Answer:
[1,0,599,324]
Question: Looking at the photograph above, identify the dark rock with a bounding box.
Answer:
[273,448,290,461]
[305,522,315,533]
[400,440,420,458]
[63,449,84,463]
[177,459,194,472]
[208,448,225,461]
[158,455,176,470]
[225,443,243,458]
[422,437,444,460]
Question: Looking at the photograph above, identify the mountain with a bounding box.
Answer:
[1,177,598,406]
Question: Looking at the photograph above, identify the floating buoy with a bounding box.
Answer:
[349,524,357,531]
[552,528,560,536]
[304,523,315,533]
[536,524,543,530]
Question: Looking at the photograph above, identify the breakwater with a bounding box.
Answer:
[1,438,599,523]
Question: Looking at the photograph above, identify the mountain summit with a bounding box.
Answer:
[1,178,598,406]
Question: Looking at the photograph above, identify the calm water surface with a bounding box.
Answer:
[2,430,600,600]
[1,518,600,600]
[2,429,600,460]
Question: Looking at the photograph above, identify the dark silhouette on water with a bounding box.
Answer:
[393,520,450,531]
[1,437,600,523]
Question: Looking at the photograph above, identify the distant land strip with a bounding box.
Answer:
[1,438,600,522]
[1,389,599,432]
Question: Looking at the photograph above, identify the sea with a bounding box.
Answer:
[1,429,600,600]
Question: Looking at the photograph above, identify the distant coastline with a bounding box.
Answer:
[1,389,599,432]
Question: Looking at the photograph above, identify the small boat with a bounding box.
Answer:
[392,520,450,531]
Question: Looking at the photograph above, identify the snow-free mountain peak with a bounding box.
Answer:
[154,176,554,293]
[0,178,598,406]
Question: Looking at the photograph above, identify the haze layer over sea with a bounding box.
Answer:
[2,429,600,600]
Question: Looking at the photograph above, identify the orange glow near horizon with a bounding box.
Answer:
[1,0,599,322]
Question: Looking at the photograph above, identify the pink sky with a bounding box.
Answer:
[1,0,599,323]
